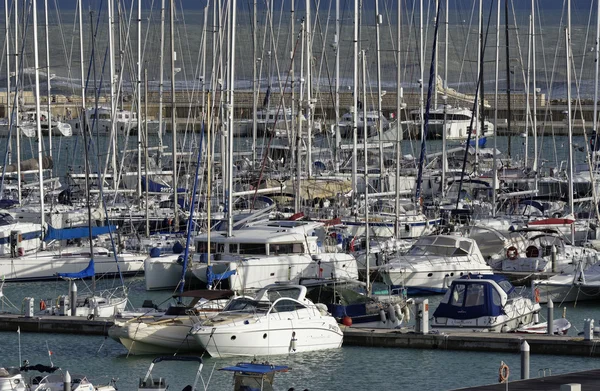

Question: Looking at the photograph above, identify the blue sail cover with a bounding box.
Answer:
[57,259,95,279]
[44,225,116,242]
[141,176,186,194]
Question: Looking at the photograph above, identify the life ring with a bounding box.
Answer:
[506,246,519,260]
[534,288,541,303]
[39,300,46,311]
[498,362,510,383]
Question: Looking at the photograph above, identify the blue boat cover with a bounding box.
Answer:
[44,225,116,242]
[432,275,513,320]
[219,363,289,374]
[57,259,95,279]
[141,176,186,194]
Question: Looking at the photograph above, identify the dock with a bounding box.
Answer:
[342,327,600,358]
[0,314,114,336]
[452,368,600,390]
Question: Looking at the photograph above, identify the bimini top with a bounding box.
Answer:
[433,275,515,320]
[219,362,289,374]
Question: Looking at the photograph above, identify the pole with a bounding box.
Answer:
[531,0,538,173]
[520,340,530,379]
[352,0,359,206]
[145,69,150,237]
[493,0,500,217]
[33,0,46,239]
[170,0,178,229]
[44,0,52,161]
[375,0,384,188]
[395,0,403,236]
[305,0,312,178]
[158,0,165,167]
[252,0,257,165]
[15,0,21,204]
[334,0,340,173]
[227,0,237,237]
[362,50,370,295]
[505,0,512,158]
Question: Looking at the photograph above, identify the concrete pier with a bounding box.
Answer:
[342,327,600,358]
[453,368,600,390]
[0,314,114,336]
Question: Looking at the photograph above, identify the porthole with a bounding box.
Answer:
[263,333,268,339]
[231,336,236,340]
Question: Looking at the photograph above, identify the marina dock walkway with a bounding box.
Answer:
[452,368,600,390]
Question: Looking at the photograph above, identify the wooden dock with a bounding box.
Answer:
[452,368,600,390]
[0,314,114,336]
[342,327,600,358]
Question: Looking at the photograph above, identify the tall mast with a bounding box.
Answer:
[362,50,370,295]
[305,0,312,178]
[137,0,142,198]
[567,1,575,245]
[107,0,117,189]
[475,0,482,169]
[44,0,52,161]
[334,0,340,173]
[33,0,45,239]
[531,0,538,173]
[170,0,178,229]
[594,0,600,162]
[525,17,531,167]
[14,0,21,203]
[504,0,512,158]
[158,0,165,167]
[492,0,500,216]
[4,0,11,168]
[419,0,424,153]
[252,0,257,165]
[395,0,403,236]
[375,0,384,188]
[227,0,237,237]
[296,20,305,213]
[352,0,359,205]
[441,0,448,198]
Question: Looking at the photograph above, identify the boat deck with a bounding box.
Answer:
[0,313,114,336]
[452,368,600,390]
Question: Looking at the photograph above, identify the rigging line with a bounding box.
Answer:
[455,0,477,95]
[0,0,33,199]
[455,0,495,211]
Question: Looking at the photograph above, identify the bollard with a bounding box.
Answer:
[560,384,581,391]
[64,370,71,391]
[584,319,595,341]
[547,299,554,335]
[70,282,78,317]
[521,340,530,380]
[414,298,429,334]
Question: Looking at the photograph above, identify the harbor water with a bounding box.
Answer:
[1,277,599,390]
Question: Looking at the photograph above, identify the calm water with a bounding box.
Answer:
[1,277,600,390]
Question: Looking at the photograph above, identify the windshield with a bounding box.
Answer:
[408,237,471,257]
[223,297,270,313]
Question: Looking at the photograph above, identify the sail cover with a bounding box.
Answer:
[57,259,95,279]
[44,225,116,242]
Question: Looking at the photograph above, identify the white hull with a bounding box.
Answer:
[144,255,183,290]
[193,319,343,357]
[0,250,145,281]
[109,319,201,354]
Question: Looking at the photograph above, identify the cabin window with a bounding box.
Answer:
[196,242,224,253]
[450,284,466,306]
[464,284,485,307]
[273,300,305,313]
[492,289,502,306]
[269,243,302,255]
[239,243,266,255]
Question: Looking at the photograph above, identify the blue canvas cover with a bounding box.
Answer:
[57,259,95,279]
[219,363,289,374]
[141,176,186,194]
[432,275,511,320]
[44,225,116,242]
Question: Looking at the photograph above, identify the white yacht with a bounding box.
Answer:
[0,367,26,391]
[534,262,600,303]
[432,274,541,332]
[0,110,72,137]
[145,220,359,291]
[379,235,494,294]
[190,284,343,357]
[407,106,494,140]
[338,109,390,140]
[70,106,159,135]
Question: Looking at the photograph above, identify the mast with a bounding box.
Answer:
[594,0,600,162]
[334,0,340,173]
[305,0,312,178]
[145,70,150,237]
[33,0,45,239]
[158,0,165,167]
[567,2,575,245]
[394,0,403,236]
[44,0,51,161]
[137,0,142,198]
[352,0,359,206]
[525,17,531,167]
[531,0,538,173]
[296,20,305,213]
[14,0,21,203]
[107,0,117,190]
[78,0,94,283]
[492,0,500,216]
[227,0,237,237]
[362,50,370,295]
[419,0,424,157]
[375,0,384,188]
[170,0,178,229]
[441,0,448,198]
[476,0,482,168]
[505,0,512,157]
[252,0,257,165]
[4,0,11,168]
